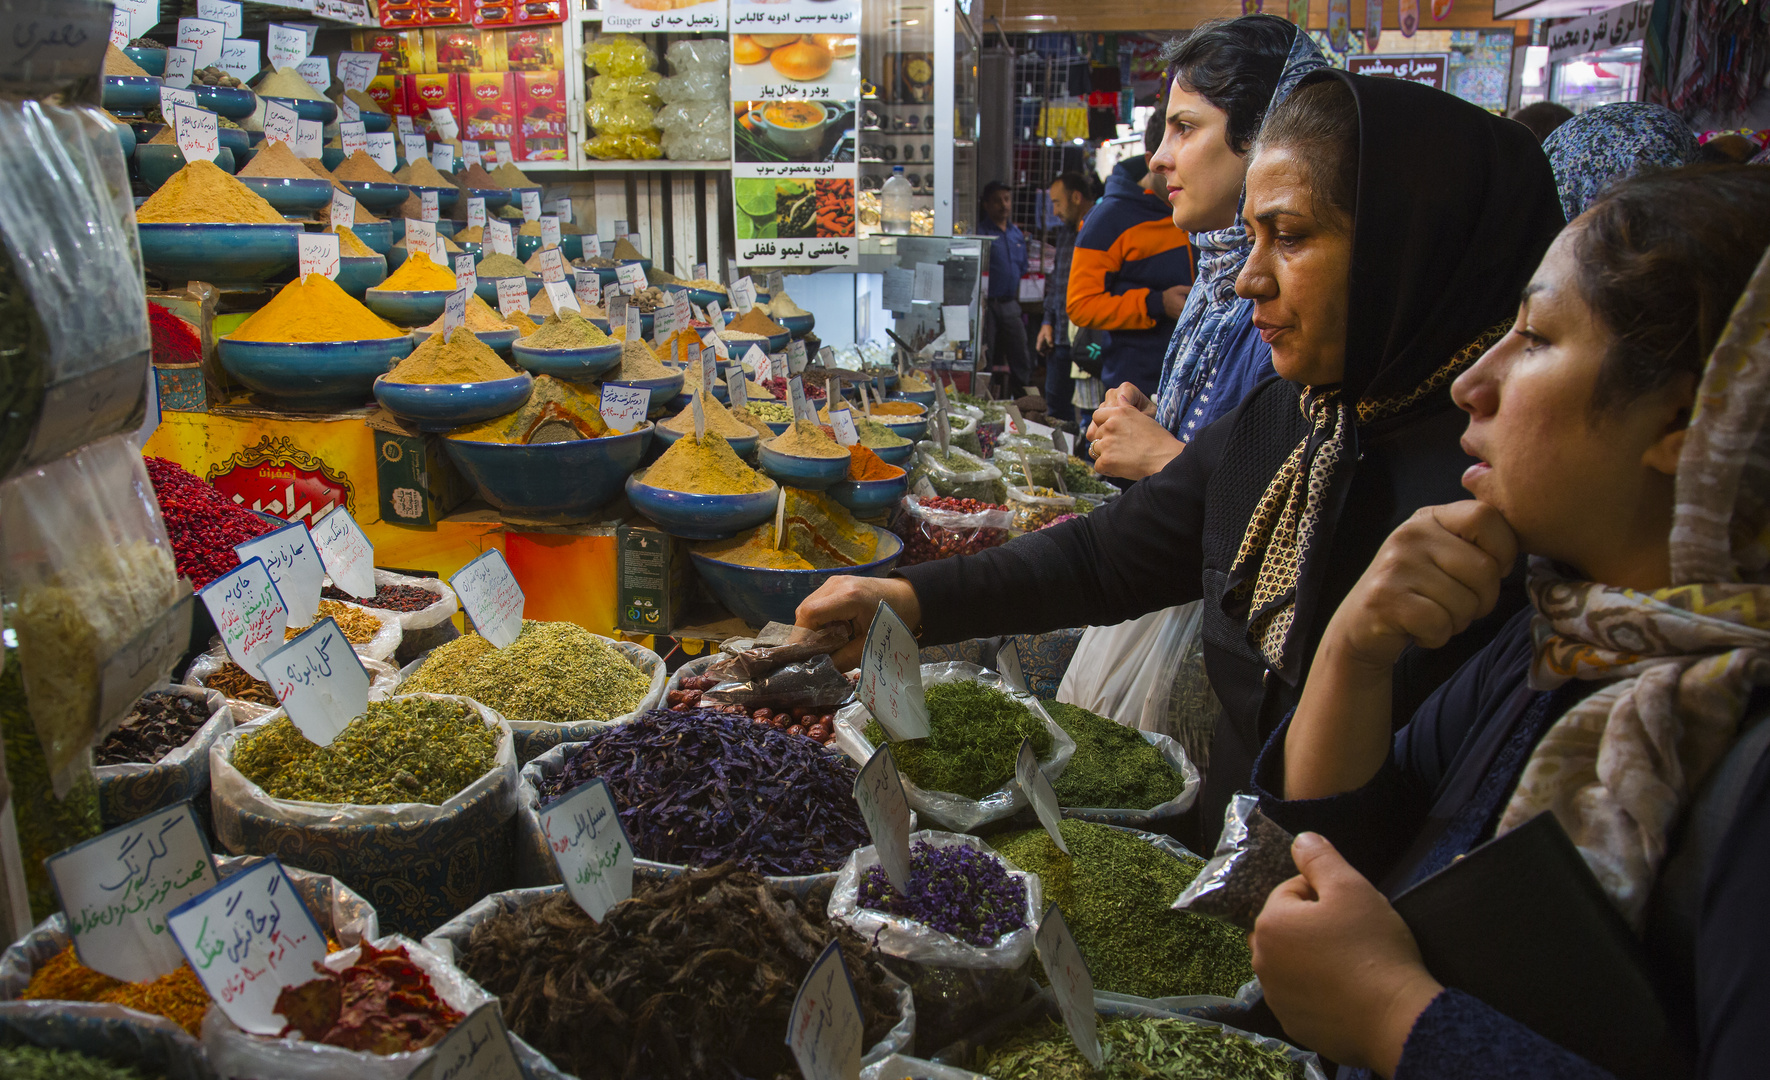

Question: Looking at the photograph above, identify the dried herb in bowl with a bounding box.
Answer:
[458,865,901,1080]
[96,690,212,766]
[862,680,1051,800]
[1045,701,1186,810]
[401,620,651,728]
[536,707,871,876]
[977,1015,1306,1080]
[858,840,1027,946]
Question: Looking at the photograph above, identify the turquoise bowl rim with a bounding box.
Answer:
[689,525,905,627]
[509,339,624,383]
[216,334,413,405]
[829,470,910,514]
[235,175,333,211]
[363,287,455,325]
[412,326,520,356]
[623,472,780,540]
[757,441,852,490]
[444,423,655,524]
[342,180,414,211]
[192,84,257,119]
[372,371,535,432]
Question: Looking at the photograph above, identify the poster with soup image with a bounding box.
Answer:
[735,98,856,163]
[731,33,860,97]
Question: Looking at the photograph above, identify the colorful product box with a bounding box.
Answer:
[461,72,516,142]
[472,0,563,28]
[353,29,424,73]
[502,26,562,71]
[421,0,468,26]
[513,69,567,161]
[423,28,506,72]
[403,72,461,136]
[366,73,407,115]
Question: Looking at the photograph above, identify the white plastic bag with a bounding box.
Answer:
[833,662,1076,833]
[184,641,401,724]
[328,569,459,633]
[96,684,233,827]
[1058,602,1197,737]
[286,598,403,664]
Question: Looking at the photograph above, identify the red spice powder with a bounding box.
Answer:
[148,302,203,367]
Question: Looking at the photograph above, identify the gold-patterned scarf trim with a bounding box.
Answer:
[1357,321,1513,425]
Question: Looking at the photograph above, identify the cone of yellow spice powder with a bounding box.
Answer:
[227,274,408,343]
[137,159,288,224]
[637,432,772,495]
[383,326,522,385]
[370,251,457,292]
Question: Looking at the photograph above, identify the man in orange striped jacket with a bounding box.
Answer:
[1066,122,1195,398]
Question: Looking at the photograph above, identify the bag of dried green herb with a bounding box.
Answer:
[829,831,1042,1049]
[1042,700,1201,828]
[1172,794,1301,932]
[95,685,233,830]
[833,662,1075,833]
[184,641,402,723]
[209,694,520,938]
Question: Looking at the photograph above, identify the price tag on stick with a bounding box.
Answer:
[537,247,566,284]
[690,390,707,441]
[46,804,219,984]
[197,558,286,680]
[830,408,859,447]
[773,487,787,550]
[785,941,865,1080]
[162,46,196,89]
[853,746,912,891]
[260,618,372,746]
[330,189,356,230]
[450,549,524,648]
[543,280,579,315]
[454,254,478,296]
[599,383,649,434]
[615,262,646,296]
[311,507,375,599]
[1016,739,1068,853]
[165,859,327,1035]
[1035,905,1102,1068]
[575,270,601,311]
[442,287,469,336]
[996,641,1028,693]
[172,104,219,163]
[467,196,486,229]
[858,601,931,740]
[539,778,634,922]
[404,1002,525,1080]
[728,364,749,413]
[296,232,340,280]
[624,303,641,342]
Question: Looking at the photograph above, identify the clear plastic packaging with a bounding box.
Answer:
[663,37,729,73]
[584,35,661,160]
[334,569,459,633]
[1172,793,1300,931]
[1003,484,1075,532]
[184,641,403,724]
[96,684,233,828]
[912,442,1006,502]
[999,448,1067,490]
[891,493,1013,567]
[284,598,404,664]
[1058,725,1202,828]
[832,662,1076,833]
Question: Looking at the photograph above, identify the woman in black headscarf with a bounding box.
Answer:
[798,70,1566,845]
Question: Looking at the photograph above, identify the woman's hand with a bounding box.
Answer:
[795,575,923,669]
[1085,403,1184,480]
[1100,381,1158,417]
[1253,833,1443,1077]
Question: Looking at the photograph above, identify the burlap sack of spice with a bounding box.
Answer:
[208,694,520,938]
[833,662,1076,833]
[0,855,380,1080]
[96,684,233,829]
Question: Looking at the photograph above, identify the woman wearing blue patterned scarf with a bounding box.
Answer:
[1544,102,1698,221]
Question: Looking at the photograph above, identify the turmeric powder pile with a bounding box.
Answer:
[386,327,519,384]
[226,274,408,343]
[419,294,516,334]
[765,420,848,459]
[137,159,287,225]
[326,225,377,258]
[371,251,457,292]
[699,489,879,570]
[638,433,771,496]
[23,945,210,1036]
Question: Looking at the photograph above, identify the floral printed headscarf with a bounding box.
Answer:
[1544,103,1698,222]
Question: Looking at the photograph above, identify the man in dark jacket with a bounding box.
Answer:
[977,180,1032,394]
[1036,170,1095,425]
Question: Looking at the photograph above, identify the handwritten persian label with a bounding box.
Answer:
[162,46,196,88]
[329,189,357,231]
[540,215,561,251]
[260,618,371,746]
[402,132,429,165]
[47,804,218,984]
[397,114,414,137]
[467,196,486,229]
[406,218,438,260]
[787,339,808,374]
[406,1002,524,1080]
[295,55,328,94]
[217,37,260,81]
[1016,738,1068,853]
[495,277,529,317]
[337,50,379,92]
[615,261,647,296]
[517,190,540,222]
[537,247,566,284]
[200,558,287,680]
[297,232,340,281]
[462,139,481,166]
[365,131,396,172]
[859,601,930,740]
[165,858,327,1035]
[583,232,601,259]
[653,299,680,341]
[420,188,439,223]
[339,119,367,155]
[451,254,477,296]
[607,290,627,327]
[599,383,649,434]
[442,287,469,335]
[830,408,859,447]
[731,276,757,313]
[172,103,219,163]
[1036,904,1101,1067]
[728,364,749,413]
[110,6,130,48]
[574,270,601,310]
[235,522,323,624]
[487,219,514,257]
[706,298,723,325]
[787,375,813,425]
[493,138,512,162]
[427,106,459,140]
[786,941,864,1080]
[1003,402,1026,435]
[543,280,578,315]
[429,141,454,174]
[549,198,573,223]
[196,0,241,35]
[266,23,308,68]
[747,344,771,384]
[175,16,224,67]
[159,85,198,116]
[690,389,707,440]
[853,747,911,891]
[540,778,634,922]
[293,118,322,159]
[624,303,641,342]
[450,549,524,648]
[311,506,374,600]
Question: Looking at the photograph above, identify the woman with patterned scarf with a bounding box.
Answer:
[1252,165,1770,1078]
[799,71,1566,849]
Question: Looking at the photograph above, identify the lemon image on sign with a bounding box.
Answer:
[735,179,780,240]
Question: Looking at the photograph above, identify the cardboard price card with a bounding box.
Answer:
[175,16,224,67]
[165,858,328,1035]
[537,247,566,284]
[539,777,634,922]
[747,344,770,384]
[404,1002,525,1080]
[830,408,860,447]
[406,219,439,262]
[216,38,260,82]
[487,219,515,257]
[266,23,308,67]
[365,132,396,172]
[162,46,195,89]
[260,618,372,746]
[443,287,469,335]
[235,521,324,624]
[339,119,368,155]
[46,803,219,984]
[421,189,440,223]
[543,280,579,315]
[575,270,601,311]
[496,277,530,317]
[731,276,757,313]
[450,549,524,648]
[330,189,357,231]
[550,198,574,223]
[540,216,561,251]
[785,941,864,1080]
[454,254,478,296]
[297,232,341,281]
[852,746,912,891]
[311,506,375,600]
[337,50,379,93]
[1035,904,1102,1068]
[171,103,219,163]
[521,190,541,222]
[198,557,287,680]
[615,262,647,296]
[402,132,429,165]
[294,118,322,159]
[159,85,197,116]
[468,196,486,229]
[599,383,650,434]
[858,601,930,741]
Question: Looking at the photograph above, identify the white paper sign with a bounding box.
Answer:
[110,7,130,49]
[583,232,601,258]
[626,232,643,253]
[786,941,865,1080]
[405,1002,525,1080]
[365,131,396,172]
[198,558,286,681]
[194,0,242,36]
[624,304,641,342]
[162,46,196,89]
[463,140,481,166]
[858,601,930,740]
[339,119,367,155]
[690,389,707,440]
[912,262,943,304]
[487,219,514,257]
[1015,738,1069,853]
[405,218,438,261]
[295,56,329,93]
[496,278,529,316]
[853,747,912,891]
[454,254,477,296]
[615,262,646,296]
[607,291,627,328]
[1004,402,1026,435]
[540,216,561,251]
[537,247,566,284]
[175,17,224,67]
[397,114,414,137]
[297,232,340,280]
[467,196,486,229]
[731,276,757,313]
[550,198,573,224]
[493,138,512,163]
[216,38,260,81]
[165,858,327,1035]
[235,522,324,625]
[1036,904,1102,1068]
[539,778,634,922]
[259,618,371,746]
[747,344,771,385]
[429,141,454,174]
[653,300,680,342]
[267,23,309,68]
[311,507,374,600]
[518,190,541,222]
[612,217,628,238]
[261,100,297,147]
[172,104,219,163]
[293,118,322,159]
[574,270,601,311]
[788,376,814,425]
[159,85,198,116]
[442,287,468,335]
[543,281,579,314]
[830,409,860,447]
[427,106,459,140]
[787,339,808,374]
[729,365,749,413]
[421,189,439,223]
[401,132,429,164]
[599,383,649,434]
[47,804,218,984]
[339,98,360,129]
[337,50,380,93]
[450,549,524,648]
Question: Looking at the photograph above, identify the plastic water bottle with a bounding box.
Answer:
[881,166,913,234]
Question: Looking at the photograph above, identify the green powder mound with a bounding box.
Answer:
[977,1015,1306,1080]
[991,819,1254,999]
[0,1043,166,1080]
[863,679,1051,799]
[1046,701,1186,810]
[402,619,651,727]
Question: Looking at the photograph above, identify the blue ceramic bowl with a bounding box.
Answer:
[352,221,393,255]
[870,440,915,467]
[103,75,161,112]
[237,176,333,213]
[406,184,456,212]
[343,180,411,213]
[654,421,760,460]
[217,336,412,408]
[757,441,850,491]
[334,254,389,299]
[261,95,336,124]
[891,388,936,408]
[360,112,393,133]
[113,120,135,159]
[510,340,623,384]
[624,472,778,540]
[778,312,814,340]
[320,147,346,171]
[447,426,654,524]
[135,144,236,189]
[515,234,540,261]
[373,372,533,433]
[217,127,249,154]
[878,415,928,443]
[138,221,297,283]
[760,419,792,436]
[613,370,683,412]
[473,275,541,306]
[686,287,728,310]
[464,187,509,211]
[691,526,905,627]
[413,326,519,357]
[194,85,256,119]
[124,47,167,76]
[829,469,909,516]
[559,234,583,261]
[363,288,453,326]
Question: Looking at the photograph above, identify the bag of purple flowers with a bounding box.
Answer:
[830,830,1043,1051]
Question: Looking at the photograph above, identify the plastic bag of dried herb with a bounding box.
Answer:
[208,694,521,938]
[1172,794,1301,932]
[1042,701,1202,828]
[184,640,402,723]
[95,685,233,830]
[0,854,382,1080]
[833,662,1076,833]
[829,830,1042,1050]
